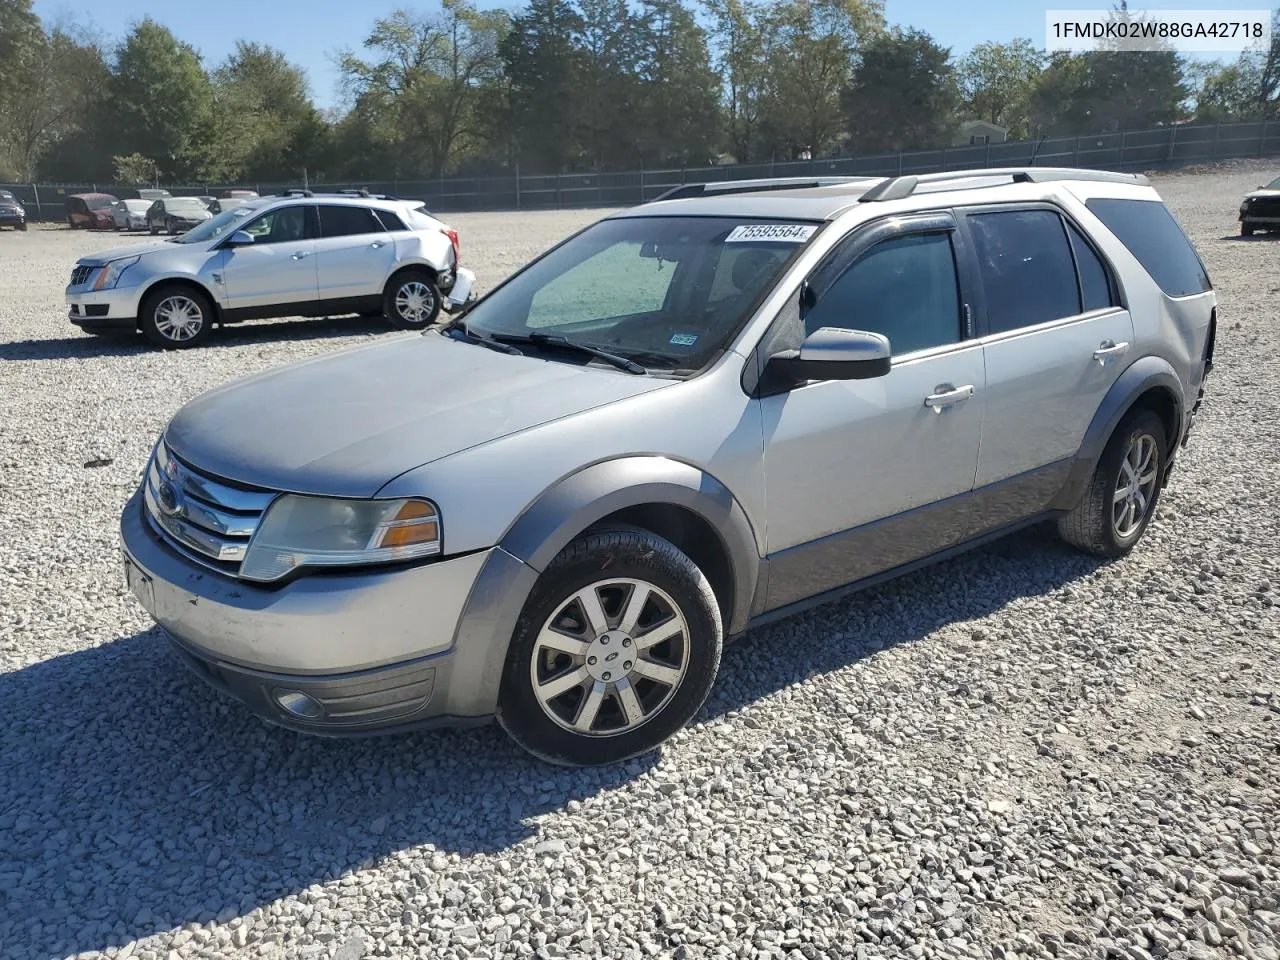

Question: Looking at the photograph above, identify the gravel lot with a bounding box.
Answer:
[1,166,1278,960]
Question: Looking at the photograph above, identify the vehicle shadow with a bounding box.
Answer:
[0,314,409,362]
[1218,232,1280,242]
[0,522,1104,957]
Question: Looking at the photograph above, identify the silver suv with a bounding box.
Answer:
[120,168,1216,765]
[66,190,474,348]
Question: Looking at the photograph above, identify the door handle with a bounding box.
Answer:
[370,240,387,249]
[291,250,311,260]
[1093,340,1130,364]
[924,384,975,413]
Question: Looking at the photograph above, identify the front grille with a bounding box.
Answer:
[1246,197,1280,218]
[144,441,277,576]
[70,265,94,286]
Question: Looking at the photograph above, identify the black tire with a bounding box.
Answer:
[67,216,77,230]
[139,284,214,349]
[382,269,442,329]
[17,222,26,232]
[1057,408,1168,557]
[1242,223,1255,237]
[149,222,158,236]
[497,528,723,766]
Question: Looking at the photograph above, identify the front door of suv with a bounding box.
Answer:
[959,205,1134,530]
[314,204,397,304]
[758,213,986,610]
[220,204,319,312]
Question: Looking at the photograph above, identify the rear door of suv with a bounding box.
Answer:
[314,204,398,306]
[960,203,1134,530]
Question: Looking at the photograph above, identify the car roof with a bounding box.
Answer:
[616,168,1154,222]
[71,192,116,200]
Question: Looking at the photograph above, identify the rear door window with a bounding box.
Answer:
[1084,197,1211,297]
[967,209,1081,334]
[319,205,381,238]
[1065,220,1117,312]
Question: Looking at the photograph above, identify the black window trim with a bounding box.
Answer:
[953,200,1127,341]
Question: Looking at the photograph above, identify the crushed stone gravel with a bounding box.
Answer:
[0,166,1277,960]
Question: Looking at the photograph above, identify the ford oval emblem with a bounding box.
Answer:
[157,479,184,516]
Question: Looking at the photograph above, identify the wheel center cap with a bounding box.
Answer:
[584,631,635,683]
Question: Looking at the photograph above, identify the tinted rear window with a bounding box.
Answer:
[1085,198,1210,297]
[374,209,407,231]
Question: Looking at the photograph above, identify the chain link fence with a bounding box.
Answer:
[6,119,1279,223]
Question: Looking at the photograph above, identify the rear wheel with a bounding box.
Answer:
[382,269,442,330]
[1057,408,1167,557]
[498,529,723,766]
[139,285,214,349]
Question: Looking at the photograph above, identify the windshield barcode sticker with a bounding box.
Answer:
[724,224,818,244]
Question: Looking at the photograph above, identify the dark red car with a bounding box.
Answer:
[66,193,119,230]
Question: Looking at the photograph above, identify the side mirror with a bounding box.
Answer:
[225,230,255,246]
[764,327,892,388]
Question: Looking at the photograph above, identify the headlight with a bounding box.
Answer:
[240,495,441,582]
[92,256,141,290]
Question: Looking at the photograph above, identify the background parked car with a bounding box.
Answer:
[66,193,118,229]
[1238,175,1280,235]
[111,199,151,231]
[221,189,258,200]
[0,189,26,230]
[147,196,214,235]
[195,195,219,212]
[115,187,173,202]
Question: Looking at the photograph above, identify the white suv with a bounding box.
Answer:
[65,190,475,348]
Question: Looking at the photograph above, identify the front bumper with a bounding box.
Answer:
[66,283,143,328]
[119,487,502,734]
[0,212,25,226]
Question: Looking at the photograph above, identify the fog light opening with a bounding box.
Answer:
[274,689,324,720]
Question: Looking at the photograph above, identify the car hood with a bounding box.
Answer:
[163,331,674,498]
[1244,188,1280,200]
[78,239,190,265]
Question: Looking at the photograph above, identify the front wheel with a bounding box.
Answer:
[382,270,442,329]
[1057,408,1168,557]
[498,529,723,766]
[1242,223,1255,236]
[139,285,214,349]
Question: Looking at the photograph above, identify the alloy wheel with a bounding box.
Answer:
[394,281,436,325]
[530,578,690,737]
[1112,432,1159,538]
[153,296,205,342]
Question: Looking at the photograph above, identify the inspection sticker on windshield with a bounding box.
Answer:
[669,332,699,346]
[724,223,817,243]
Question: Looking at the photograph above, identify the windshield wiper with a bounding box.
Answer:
[493,332,647,374]
[443,319,523,356]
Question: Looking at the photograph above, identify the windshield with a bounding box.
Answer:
[167,198,209,214]
[0,190,14,202]
[123,200,149,212]
[85,196,114,210]
[458,216,816,372]
[1267,177,1280,189]
[174,205,255,244]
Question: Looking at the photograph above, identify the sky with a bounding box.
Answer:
[32,0,1245,110]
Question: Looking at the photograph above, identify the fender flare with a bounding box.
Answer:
[441,457,762,718]
[1051,355,1185,511]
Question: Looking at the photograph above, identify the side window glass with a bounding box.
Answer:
[805,232,961,356]
[1084,197,1210,297]
[243,206,308,245]
[374,209,407,231]
[319,205,380,238]
[968,210,1081,334]
[1066,220,1116,312]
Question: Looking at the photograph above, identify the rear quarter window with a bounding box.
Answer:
[1084,197,1211,298]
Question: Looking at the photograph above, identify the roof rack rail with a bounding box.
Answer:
[859,166,1150,203]
[648,175,870,204]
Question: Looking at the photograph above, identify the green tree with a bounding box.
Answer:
[500,0,585,172]
[576,0,642,169]
[106,19,213,179]
[1192,10,1279,119]
[956,39,1042,138]
[0,21,108,180]
[843,27,958,151]
[342,0,508,178]
[633,0,722,166]
[1029,49,1186,134]
[702,0,766,162]
[757,0,885,159]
